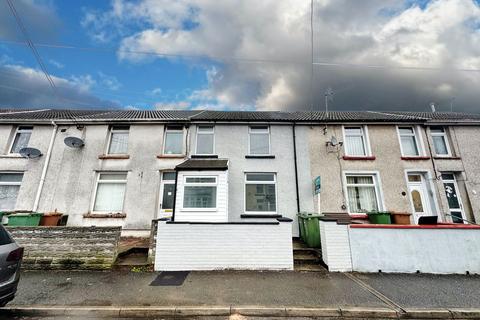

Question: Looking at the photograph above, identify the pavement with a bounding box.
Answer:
[2,270,480,319]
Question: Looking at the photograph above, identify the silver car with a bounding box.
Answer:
[0,225,23,307]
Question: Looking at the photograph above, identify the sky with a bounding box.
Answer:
[0,0,479,113]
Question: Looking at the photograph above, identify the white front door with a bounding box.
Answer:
[407,174,433,224]
[158,172,176,218]
[441,173,465,223]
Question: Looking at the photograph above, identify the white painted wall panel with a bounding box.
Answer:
[319,220,352,272]
[350,227,480,274]
[155,221,293,271]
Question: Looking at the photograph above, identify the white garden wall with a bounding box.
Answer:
[319,220,352,272]
[155,220,293,271]
[349,225,480,274]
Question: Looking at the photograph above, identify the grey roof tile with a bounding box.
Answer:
[176,159,229,171]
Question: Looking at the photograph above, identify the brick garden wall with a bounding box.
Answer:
[6,226,121,270]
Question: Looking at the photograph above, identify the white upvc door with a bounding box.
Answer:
[158,172,176,218]
[441,174,466,224]
[407,174,433,224]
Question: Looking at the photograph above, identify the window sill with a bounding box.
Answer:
[98,154,130,160]
[83,213,126,218]
[433,156,461,160]
[342,156,376,161]
[0,154,25,159]
[245,155,276,159]
[157,154,186,159]
[241,214,282,218]
[401,156,431,160]
[191,154,219,159]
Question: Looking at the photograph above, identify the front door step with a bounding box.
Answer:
[293,239,326,272]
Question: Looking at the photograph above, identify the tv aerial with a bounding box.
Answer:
[19,147,42,159]
[64,136,85,148]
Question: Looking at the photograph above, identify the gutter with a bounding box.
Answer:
[32,120,57,212]
[292,123,300,213]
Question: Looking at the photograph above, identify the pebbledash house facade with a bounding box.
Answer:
[1,108,480,272]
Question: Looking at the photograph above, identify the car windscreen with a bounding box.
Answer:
[0,225,13,245]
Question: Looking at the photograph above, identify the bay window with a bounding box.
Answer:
[93,173,127,212]
[398,126,421,156]
[107,126,129,154]
[196,126,215,155]
[343,126,369,156]
[10,126,33,154]
[245,173,277,213]
[345,174,382,213]
[163,126,184,155]
[430,126,451,156]
[183,176,217,209]
[0,173,23,211]
[249,126,270,155]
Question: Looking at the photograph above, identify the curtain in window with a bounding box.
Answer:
[0,185,20,210]
[164,132,183,154]
[250,134,269,154]
[401,136,419,156]
[93,183,126,212]
[433,136,448,155]
[346,135,365,155]
[108,132,129,154]
[346,176,378,213]
[11,132,31,153]
[183,186,216,208]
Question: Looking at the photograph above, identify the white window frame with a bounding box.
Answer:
[244,172,277,214]
[441,172,466,223]
[106,125,129,155]
[396,125,425,157]
[9,126,33,154]
[430,126,452,157]
[342,171,384,214]
[248,125,271,155]
[162,126,185,155]
[91,172,128,214]
[181,175,218,211]
[195,125,215,155]
[342,125,371,156]
[0,172,23,210]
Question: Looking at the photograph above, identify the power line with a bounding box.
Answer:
[2,38,480,73]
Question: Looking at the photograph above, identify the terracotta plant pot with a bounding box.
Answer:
[40,212,63,226]
[391,212,411,225]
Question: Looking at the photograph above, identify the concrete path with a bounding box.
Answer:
[9,270,480,310]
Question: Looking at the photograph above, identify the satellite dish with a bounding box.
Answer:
[64,136,85,148]
[19,147,42,159]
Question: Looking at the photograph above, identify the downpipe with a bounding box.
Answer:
[33,120,57,212]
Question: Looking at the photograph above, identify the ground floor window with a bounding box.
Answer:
[245,173,277,213]
[345,173,381,213]
[183,176,217,209]
[0,172,23,210]
[93,172,127,212]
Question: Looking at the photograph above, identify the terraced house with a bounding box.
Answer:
[0,108,479,272]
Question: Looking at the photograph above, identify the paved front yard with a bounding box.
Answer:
[9,270,480,310]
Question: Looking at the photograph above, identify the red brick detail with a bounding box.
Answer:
[350,223,480,229]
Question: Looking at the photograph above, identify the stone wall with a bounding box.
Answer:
[6,226,121,270]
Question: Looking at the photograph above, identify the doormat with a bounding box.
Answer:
[150,271,190,286]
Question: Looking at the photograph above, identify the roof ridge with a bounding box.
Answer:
[0,108,51,115]
[366,110,428,120]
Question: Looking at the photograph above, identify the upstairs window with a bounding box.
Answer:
[10,126,33,154]
[249,126,270,155]
[398,126,421,156]
[107,126,129,154]
[345,174,382,214]
[344,126,369,156]
[245,173,277,213]
[93,173,127,212]
[183,176,217,209]
[430,126,451,156]
[196,125,215,155]
[0,173,23,211]
[163,126,184,155]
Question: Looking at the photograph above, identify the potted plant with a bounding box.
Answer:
[390,212,411,225]
[367,211,392,224]
[40,210,63,226]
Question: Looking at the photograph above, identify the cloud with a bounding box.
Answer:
[0,0,61,42]
[83,0,480,112]
[0,63,118,109]
[49,59,64,69]
[98,72,122,91]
